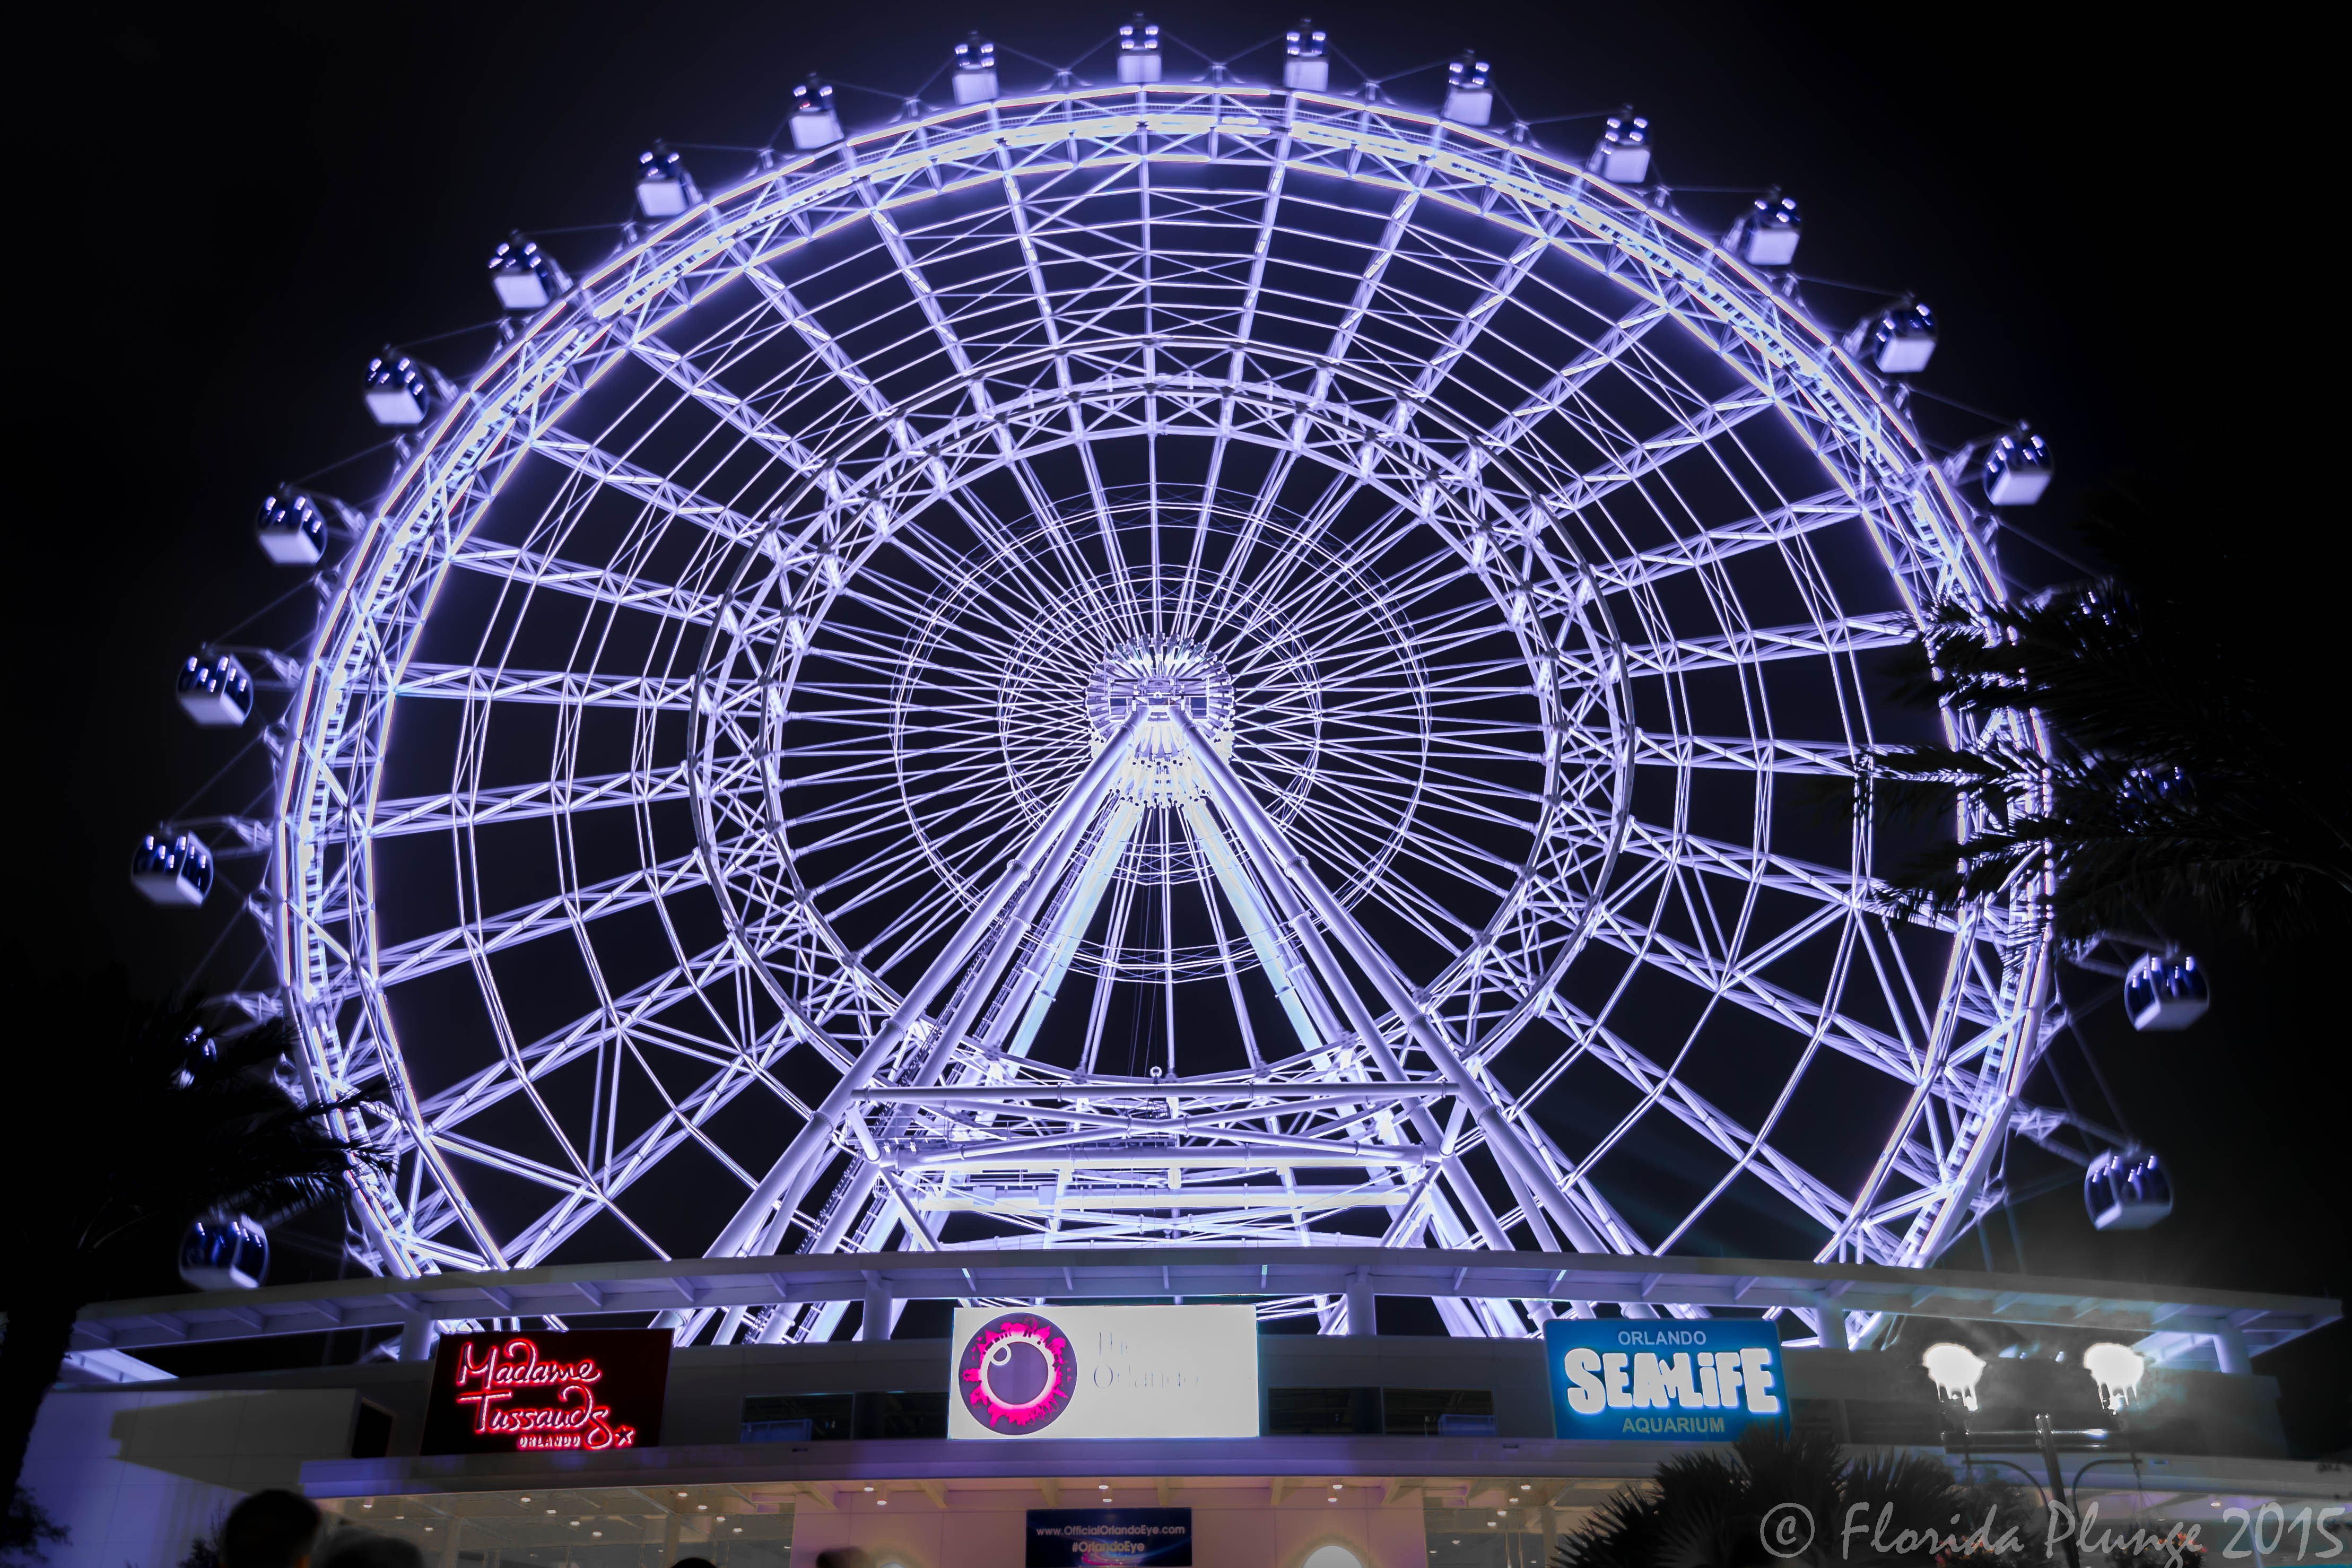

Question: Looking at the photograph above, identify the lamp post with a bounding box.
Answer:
[1925,1341,2149,1568]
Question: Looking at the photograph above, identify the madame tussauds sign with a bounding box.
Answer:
[948,1305,1258,1440]
[421,1328,670,1454]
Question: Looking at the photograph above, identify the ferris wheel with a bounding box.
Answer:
[146,22,2077,1341]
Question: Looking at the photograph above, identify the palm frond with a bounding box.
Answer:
[1555,1481,1667,1568]
[1555,1426,1983,1568]
[1863,502,2352,942]
[2,995,387,1284]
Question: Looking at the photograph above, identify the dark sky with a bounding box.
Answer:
[18,1,2342,1448]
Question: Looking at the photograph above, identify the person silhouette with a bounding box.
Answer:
[218,1491,321,1568]
[312,1529,424,1568]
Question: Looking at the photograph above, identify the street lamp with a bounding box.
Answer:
[1926,1341,2150,1568]
[2082,1343,2148,1412]
[1922,1342,1987,1410]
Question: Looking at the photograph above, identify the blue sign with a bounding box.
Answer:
[1544,1317,1788,1441]
[1026,1508,1192,1566]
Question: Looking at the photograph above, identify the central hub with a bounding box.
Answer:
[1085,638,1235,794]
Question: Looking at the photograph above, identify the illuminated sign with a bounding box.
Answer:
[948,1305,1257,1440]
[1544,1317,1787,1441]
[1026,1508,1192,1566]
[420,1329,669,1454]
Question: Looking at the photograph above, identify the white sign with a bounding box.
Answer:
[947,1304,1259,1440]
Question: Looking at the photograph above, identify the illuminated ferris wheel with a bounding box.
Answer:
[149,21,2076,1342]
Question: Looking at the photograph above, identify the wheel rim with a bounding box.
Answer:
[263,82,2043,1309]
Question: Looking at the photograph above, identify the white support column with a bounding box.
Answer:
[1000,799,1144,1058]
[2211,1323,2252,1375]
[736,795,1137,1345]
[903,789,1131,1083]
[1186,756,1519,1261]
[686,707,1149,1273]
[739,1169,894,1345]
[1181,796,1338,1051]
[1811,1295,1852,1352]
[1345,1267,1376,1337]
[1181,719,1610,1258]
[859,1274,892,1343]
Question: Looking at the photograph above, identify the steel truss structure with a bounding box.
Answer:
[190,68,2060,1345]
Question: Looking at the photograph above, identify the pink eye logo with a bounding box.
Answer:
[957,1311,1076,1433]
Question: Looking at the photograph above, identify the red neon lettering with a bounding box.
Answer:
[448,1338,637,1451]
[454,1337,605,1395]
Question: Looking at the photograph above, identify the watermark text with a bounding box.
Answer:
[1751,1500,2346,1562]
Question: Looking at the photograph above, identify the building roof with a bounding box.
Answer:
[69,1247,2338,1366]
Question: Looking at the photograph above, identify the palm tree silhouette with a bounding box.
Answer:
[1866,491,2349,944]
[1553,1424,1992,1568]
[0,992,382,1558]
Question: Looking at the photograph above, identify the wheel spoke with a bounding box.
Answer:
[222,80,2035,1290]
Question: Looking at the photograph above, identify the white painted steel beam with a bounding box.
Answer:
[68,1247,2336,1360]
[214,76,2053,1299]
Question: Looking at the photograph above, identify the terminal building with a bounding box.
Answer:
[29,1248,2342,1567]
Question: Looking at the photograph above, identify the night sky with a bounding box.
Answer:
[18,2,2341,1449]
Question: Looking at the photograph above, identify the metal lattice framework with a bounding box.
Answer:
[203,70,2059,1343]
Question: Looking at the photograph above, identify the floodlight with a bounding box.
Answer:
[2083,1342,2148,1410]
[1922,1341,1988,1410]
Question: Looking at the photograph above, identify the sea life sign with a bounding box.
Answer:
[1544,1317,1787,1440]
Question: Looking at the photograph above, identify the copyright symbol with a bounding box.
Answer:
[1761,1502,1815,1560]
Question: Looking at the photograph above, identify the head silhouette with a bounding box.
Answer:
[219,1490,321,1568]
